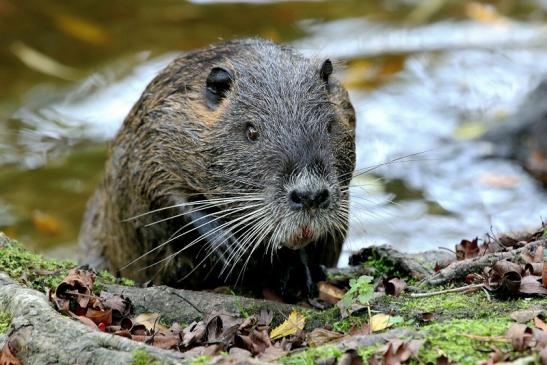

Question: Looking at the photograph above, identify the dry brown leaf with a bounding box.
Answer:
[318,281,345,304]
[31,210,61,235]
[505,324,535,351]
[534,317,547,332]
[521,245,544,264]
[131,334,181,350]
[306,328,344,347]
[381,339,424,365]
[133,312,167,332]
[384,278,407,297]
[456,238,480,260]
[510,309,543,323]
[55,269,96,309]
[519,275,547,295]
[0,342,22,365]
[524,263,544,276]
[182,321,207,347]
[86,308,112,326]
[99,292,133,318]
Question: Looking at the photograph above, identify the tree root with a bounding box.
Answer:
[0,272,190,365]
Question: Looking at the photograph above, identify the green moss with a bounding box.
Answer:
[0,234,135,292]
[132,348,161,365]
[364,253,411,281]
[332,315,367,333]
[94,270,135,292]
[0,311,11,334]
[357,344,382,364]
[189,355,213,365]
[397,291,547,320]
[281,345,343,365]
[416,318,513,365]
[0,235,73,291]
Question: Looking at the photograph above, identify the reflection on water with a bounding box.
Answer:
[1,0,546,263]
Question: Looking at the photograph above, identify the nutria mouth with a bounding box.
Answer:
[79,38,356,297]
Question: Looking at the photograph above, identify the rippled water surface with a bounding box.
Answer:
[1,0,546,263]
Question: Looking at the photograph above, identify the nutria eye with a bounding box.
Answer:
[246,125,259,141]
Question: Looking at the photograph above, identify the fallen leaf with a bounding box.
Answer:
[505,324,535,351]
[381,339,424,365]
[31,210,61,235]
[270,311,305,340]
[384,278,407,297]
[510,309,542,323]
[100,291,133,318]
[521,245,544,264]
[0,341,22,365]
[53,14,109,44]
[524,263,544,276]
[55,268,96,309]
[519,275,547,295]
[421,312,435,322]
[86,308,112,327]
[134,313,167,333]
[534,317,547,331]
[306,328,344,347]
[455,238,480,260]
[370,314,403,333]
[318,281,345,304]
[182,321,207,347]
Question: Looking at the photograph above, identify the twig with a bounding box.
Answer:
[422,240,546,286]
[462,334,509,342]
[410,284,485,298]
[481,287,491,302]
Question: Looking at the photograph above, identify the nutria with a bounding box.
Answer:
[79,38,356,298]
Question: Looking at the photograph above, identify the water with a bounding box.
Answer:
[1,0,546,263]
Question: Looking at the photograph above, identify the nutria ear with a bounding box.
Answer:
[320,59,333,84]
[205,67,233,107]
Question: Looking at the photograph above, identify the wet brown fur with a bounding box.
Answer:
[79,38,356,294]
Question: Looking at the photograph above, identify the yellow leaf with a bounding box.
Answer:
[270,310,305,340]
[370,313,392,332]
[454,122,487,140]
[54,14,109,45]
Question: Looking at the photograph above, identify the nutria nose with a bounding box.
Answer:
[288,189,330,210]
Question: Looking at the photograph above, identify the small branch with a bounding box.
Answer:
[422,240,546,287]
[410,284,485,298]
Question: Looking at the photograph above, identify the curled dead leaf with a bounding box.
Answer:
[55,269,96,309]
[384,277,407,297]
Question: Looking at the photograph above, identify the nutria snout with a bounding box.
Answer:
[79,38,356,298]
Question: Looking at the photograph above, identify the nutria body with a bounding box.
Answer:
[79,38,356,298]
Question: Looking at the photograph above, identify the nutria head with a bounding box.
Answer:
[127,39,356,259]
[83,39,356,283]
